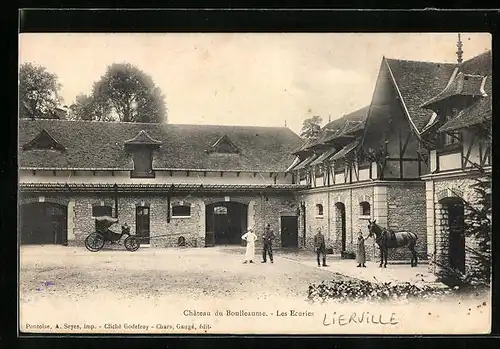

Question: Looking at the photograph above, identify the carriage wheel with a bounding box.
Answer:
[85,233,105,252]
[124,236,140,252]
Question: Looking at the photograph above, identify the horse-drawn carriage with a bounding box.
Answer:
[84,216,140,252]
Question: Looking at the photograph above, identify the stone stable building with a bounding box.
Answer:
[18,40,492,279]
[418,49,492,277]
[18,119,306,249]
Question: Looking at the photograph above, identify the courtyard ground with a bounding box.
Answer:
[19,245,491,334]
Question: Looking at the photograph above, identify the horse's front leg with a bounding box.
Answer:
[383,247,387,268]
[379,246,383,268]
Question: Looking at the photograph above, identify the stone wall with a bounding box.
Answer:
[20,191,298,249]
[386,182,427,261]
[297,181,427,262]
[297,185,378,260]
[427,174,488,277]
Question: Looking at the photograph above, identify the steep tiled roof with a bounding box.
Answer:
[293,154,318,171]
[292,138,316,155]
[420,73,487,108]
[423,50,492,132]
[460,50,492,77]
[438,96,492,133]
[299,106,368,152]
[330,140,360,161]
[322,106,368,143]
[19,119,302,172]
[309,147,338,166]
[385,58,456,132]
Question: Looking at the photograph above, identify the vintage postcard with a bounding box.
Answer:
[18,32,492,335]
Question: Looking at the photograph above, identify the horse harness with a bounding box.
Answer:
[376,228,397,245]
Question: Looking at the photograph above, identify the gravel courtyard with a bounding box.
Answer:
[19,245,491,334]
[20,245,353,303]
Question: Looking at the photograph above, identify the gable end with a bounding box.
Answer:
[22,129,66,152]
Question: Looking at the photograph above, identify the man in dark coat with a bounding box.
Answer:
[261,224,275,263]
[314,227,328,267]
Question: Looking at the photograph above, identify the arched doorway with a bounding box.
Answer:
[20,202,68,245]
[440,197,466,273]
[205,202,248,247]
[335,202,347,253]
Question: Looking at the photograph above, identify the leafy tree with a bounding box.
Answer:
[67,93,113,122]
[463,175,491,284]
[19,63,62,119]
[300,116,322,140]
[91,63,167,123]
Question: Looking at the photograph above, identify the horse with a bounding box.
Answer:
[367,219,419,268]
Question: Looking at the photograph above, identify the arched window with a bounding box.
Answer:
[360,201,371,216]
[172,204,191,217]
[316,204,324,217]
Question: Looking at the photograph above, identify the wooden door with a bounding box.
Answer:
[281,216,298,248]
[136,206,150,244]
[448,202,465,272]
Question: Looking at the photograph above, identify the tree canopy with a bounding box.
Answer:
[83,63,167,123]
[300,115,323,140]
[67,93,113,122]
[19,63,62,119]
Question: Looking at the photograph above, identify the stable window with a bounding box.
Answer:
[316,204,324,217]
[360,201,371,216]
[172,204,191,217]
[442,109,462,147]
[443,131,461,146]
[92,205,112,217]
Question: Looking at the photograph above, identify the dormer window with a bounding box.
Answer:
[22,129,66,152]
[124,130,162,178]
[206,135,240,154]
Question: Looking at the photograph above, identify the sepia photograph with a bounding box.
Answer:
[18,31,492,335]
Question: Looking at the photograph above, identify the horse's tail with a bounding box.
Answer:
[409,232,418,247]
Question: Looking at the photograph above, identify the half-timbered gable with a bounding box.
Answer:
[420,50,492,173]
[288,107,368,189]
[362,57,457,181]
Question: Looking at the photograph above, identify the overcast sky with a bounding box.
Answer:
[19,33,491,134]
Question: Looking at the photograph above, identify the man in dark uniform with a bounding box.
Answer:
[314,227,328,267]
[261,224,275,263]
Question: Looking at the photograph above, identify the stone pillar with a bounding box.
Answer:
[373,185,388,228]
[434,203,450,276]
[67,199,75,242]
[198,201,206,248]
[425,181,436,273]
[248,200,256,230]
[333,203,342,253]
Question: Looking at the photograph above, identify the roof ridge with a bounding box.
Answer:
[385,57,456,65]
[19,118,293,130]
[461,49,492,65]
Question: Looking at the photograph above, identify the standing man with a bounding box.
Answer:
[261,223,275,263]
[314,227,328,267]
